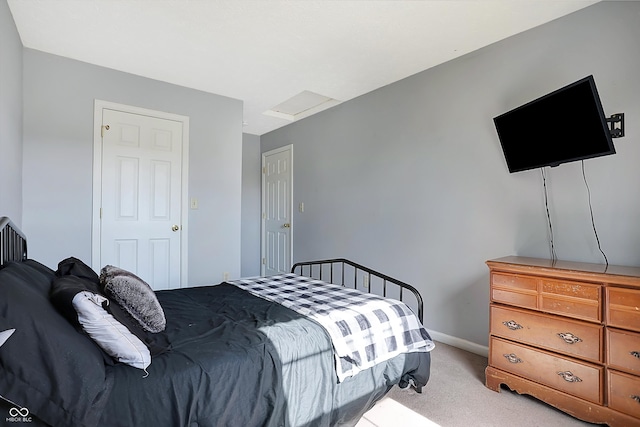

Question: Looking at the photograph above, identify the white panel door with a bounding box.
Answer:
[262,146,293,276]
[100,108,183,290]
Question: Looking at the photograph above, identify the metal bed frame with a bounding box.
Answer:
[0,217,27,267]
[292,258,424,323]
[1,219,427,395]
[1,217,425,325]
[1,218,426,324]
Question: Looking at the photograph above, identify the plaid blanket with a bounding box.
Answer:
[228,273,435,382]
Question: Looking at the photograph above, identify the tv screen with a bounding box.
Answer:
[494,75,616,173]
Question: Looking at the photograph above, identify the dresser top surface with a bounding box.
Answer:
[487,256,640,283]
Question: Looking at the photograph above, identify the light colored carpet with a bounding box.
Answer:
[357,341,599,427]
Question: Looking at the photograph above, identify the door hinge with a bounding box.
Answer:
[262,258,266,265]
[262,166,266,174]
[101,124,110,138]
[99,208,103,219]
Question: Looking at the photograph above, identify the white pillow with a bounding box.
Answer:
[72,291,151,372]
[0,329,15,348]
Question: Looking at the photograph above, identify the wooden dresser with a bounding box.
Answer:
[485,256,640,427]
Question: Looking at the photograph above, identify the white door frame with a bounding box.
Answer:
[261,145,293,275]
[92,99,190,286]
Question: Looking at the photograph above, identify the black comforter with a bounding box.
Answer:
[97,283,430,427]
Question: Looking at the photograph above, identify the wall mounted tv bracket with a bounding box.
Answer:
[607,113,625,138]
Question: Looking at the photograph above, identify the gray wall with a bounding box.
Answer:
[261,1,640,348]
[242,133,261,277]
[0,1,23,224]
[22,50,243,285]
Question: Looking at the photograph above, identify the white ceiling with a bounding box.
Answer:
[8,0,600,136]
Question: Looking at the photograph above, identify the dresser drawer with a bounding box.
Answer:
[490,305,602,362]
[540,278,601,322]
[490,272,602,321]
[607,370,640,418]
[490,337,603,404]
[607,328,640,375]
[491,272,538,310]
[607,287,640,332]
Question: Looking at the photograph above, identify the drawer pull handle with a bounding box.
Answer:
[502,320,523,330]
[631,351,640,359]
[557,332,582,344]
[503,353,522,364]
[557,371,582,383]
[631,395,640,404]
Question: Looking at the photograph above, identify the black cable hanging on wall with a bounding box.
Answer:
[541,164,610,266]
[581,160,609,267]
[540,168,558,263]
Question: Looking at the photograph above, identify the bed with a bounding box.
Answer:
[0,217,433,427]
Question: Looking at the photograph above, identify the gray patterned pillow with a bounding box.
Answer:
[100,266,166,333]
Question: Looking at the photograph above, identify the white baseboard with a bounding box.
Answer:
[427,330,489,358]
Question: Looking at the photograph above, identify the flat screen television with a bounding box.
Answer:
[494,75,616,173]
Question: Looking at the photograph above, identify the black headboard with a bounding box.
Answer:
[0,217,27,267]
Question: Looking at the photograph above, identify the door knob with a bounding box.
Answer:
[283,223,290,228]
[172,225,180,232]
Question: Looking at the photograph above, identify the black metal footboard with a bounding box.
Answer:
[291,258,424,324]
[0,217,27,267]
